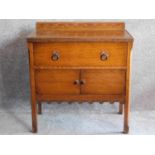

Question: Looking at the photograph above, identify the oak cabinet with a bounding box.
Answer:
[27,22,133,133]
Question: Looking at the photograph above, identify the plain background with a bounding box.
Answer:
[0,19,155,111]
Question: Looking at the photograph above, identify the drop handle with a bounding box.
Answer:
[51,51,60,61]
[100,52,109,61]
[80,80,86,85]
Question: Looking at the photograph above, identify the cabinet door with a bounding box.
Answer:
[35,70,80,95]
[81,70,125,95]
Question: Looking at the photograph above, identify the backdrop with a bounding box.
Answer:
[0,19,155,111]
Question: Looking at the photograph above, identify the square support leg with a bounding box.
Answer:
[38,102,42,115]
[31,100,37,133]
[118,102,123,114]
[123,101,129,134]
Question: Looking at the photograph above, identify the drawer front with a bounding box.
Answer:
[33,43,127,67]
[35,70,80,95]
[81,70,125,95]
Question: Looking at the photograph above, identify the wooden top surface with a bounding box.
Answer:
[27,22,133,42]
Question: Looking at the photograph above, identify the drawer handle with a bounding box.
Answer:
[51,51,60,61]
[80,80,86,85]
[100,52,109,61]
[74,80,80,85]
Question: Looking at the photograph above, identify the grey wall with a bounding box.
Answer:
[0,19,155,111]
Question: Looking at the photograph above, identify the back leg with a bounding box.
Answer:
[38,102,42,115]
[118,102,123,114]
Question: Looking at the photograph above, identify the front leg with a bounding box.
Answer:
[31,99,37,133]
[123,100,129,134]
[123,42,132,134]
[28,43,38,133]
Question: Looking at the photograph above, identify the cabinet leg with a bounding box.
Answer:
[118,102,123,114]
[31,100,37,133]
[29,43,38,133]
[123,101,129,134]
[38,102,42,115]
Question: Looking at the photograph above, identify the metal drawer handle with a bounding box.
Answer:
[100,52,109,61]
[51,51,60,61]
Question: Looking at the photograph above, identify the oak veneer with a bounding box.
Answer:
[27,22,133,133]
[35,69,80,95]
[33,42,127,67]
[81,70,125,95]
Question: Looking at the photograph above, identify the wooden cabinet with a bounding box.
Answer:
[27,22,133,133]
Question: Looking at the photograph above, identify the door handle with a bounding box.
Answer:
[74,80,80,85]
[80,80,86,85]
[74,80,86,85]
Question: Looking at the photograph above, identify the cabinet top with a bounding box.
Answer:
[27,22,134,43]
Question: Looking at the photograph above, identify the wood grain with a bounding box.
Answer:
[118,102,123,114]
[27,21,134,133]
[33,42,128,67]
[37,102,42,114]
[36,22,125,32]
[123,42,132,133]
[27,31,133,42]
[35,69,80,95]
[28,43,37,133]
[81,70,126,95]
[27,22,133,42]
[37,94,125,102]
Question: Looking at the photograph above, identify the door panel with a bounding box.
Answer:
[35,70,80,95]
[81,70,125,95]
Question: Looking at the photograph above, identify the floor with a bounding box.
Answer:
[0,99,155,135]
